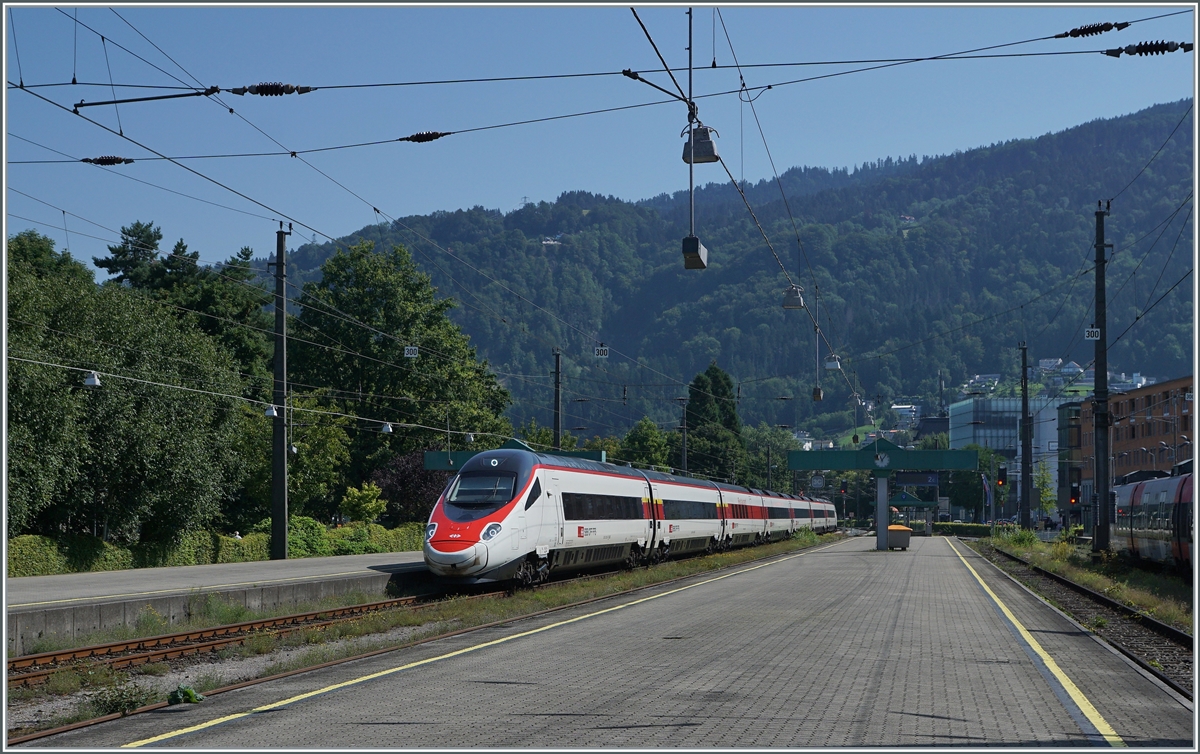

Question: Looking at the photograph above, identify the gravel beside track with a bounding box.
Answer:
[970,540,1193,700]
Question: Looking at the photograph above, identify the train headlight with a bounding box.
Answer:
[481,523,503,541]
[425,523,437,541]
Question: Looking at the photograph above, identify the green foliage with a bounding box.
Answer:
[289,240,512,493]
[340,482,387,523]
[621,417,670,469]
[932,523,993,537]
[214,532,270,563]
[236,394,353,527]
[995,526,1040,548]
[90,681,157,716]
[8,231,249,544]
[6,535,70,577]
[328,522,385,555]
[166,685,205,705]
[286,516,334,558]
[1033,458,1057,517]
[517,417,576,451]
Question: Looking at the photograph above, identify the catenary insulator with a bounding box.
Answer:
[82,156,134,165]
[400,131,450,143]
[1070,22,1114,38]
[230,83,313,96]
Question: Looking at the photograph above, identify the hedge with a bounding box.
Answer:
[932,522,994,537]
[8,520,425,578]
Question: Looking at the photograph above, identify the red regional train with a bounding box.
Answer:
[1112,472,1192,571]
[424,448,837,584]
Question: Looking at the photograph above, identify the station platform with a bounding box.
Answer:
[5,551,428,655]
[19,534,1192,748]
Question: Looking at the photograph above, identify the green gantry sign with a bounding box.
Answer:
[787,438,978,476]
[787,439,977,551]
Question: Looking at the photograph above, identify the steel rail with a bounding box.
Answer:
[991,546,1193,645]
[6,533,843,745]
[6,593,460,687]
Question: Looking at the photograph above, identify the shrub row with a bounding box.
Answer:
[7,519,425,578]
[932,522,994,537]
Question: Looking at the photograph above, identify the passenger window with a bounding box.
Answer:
[525,479,542,510]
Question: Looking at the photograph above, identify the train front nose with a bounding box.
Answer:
[424,540,489,576]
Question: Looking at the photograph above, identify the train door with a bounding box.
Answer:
[546,474,564,547]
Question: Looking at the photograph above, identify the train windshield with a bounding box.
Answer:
[443,472,517,522]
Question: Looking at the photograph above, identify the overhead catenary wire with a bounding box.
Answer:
[1109,100,1193,202]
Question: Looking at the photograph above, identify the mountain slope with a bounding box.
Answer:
[274,100,1193,440]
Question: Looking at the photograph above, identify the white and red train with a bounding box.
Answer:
[1112,472,1192,571]
[424,448,837,584]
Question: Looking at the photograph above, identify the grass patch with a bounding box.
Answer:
[984,532,1193,633]
[132,662,170,677]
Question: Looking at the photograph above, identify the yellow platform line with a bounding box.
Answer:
[946,538,1125,747]
[123,540,848,748]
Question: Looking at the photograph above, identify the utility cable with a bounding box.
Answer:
[9,6,24,87]
[99,36,124,135]
[1109,101,1193,202]
[629,7,689,103]
[7,133,279,222]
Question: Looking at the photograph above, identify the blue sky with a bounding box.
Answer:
[5,4,1195,270]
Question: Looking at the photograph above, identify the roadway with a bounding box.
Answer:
[15,536,1193,748]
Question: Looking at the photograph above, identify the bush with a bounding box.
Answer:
[327,523,384,556]
[995,527,1040,548]
[7,535,70,577]
[340,482,386,523]
[932,522,993,537]
[8,520,421,577]
[287,516,333,558]
[132,530,215,569]
[214,532,270,563]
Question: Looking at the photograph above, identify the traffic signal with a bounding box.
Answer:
[996,465,1007,487]
[840,479,848,495]
[1070,483,1080,506]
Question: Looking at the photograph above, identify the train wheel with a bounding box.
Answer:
[514,558,537,586]
[624,545,644,570]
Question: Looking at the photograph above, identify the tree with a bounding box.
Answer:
[340,482,387,523]
[234,394,353,529]
[622,417,669,470]
[517,417,576,451]
[290,241,512,488]
[8,231,249,543]
[1033,458,1057,519]
[369,450,451,525]
[673,363,746,482]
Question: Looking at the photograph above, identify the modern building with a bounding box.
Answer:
[949,394,1077,518]
[1069,375,1192,530]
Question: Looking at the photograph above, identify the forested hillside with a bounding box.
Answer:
[278,100,1193,441]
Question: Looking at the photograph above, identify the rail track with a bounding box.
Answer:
[5,591,495,689]
[6,534,841,745]
[979,542,1193,701]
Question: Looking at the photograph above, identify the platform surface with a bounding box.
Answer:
[18,536,1193,748]
[5,551,426,612]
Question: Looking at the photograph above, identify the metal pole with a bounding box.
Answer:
[270,223,291,560]
[1020,342,1032,529]
[688,8,695,239]
[1093,202,1112,552]
[553,347,561,451]
[680,398,689,476]
[767,443,771,489]
[875,474,888,550]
